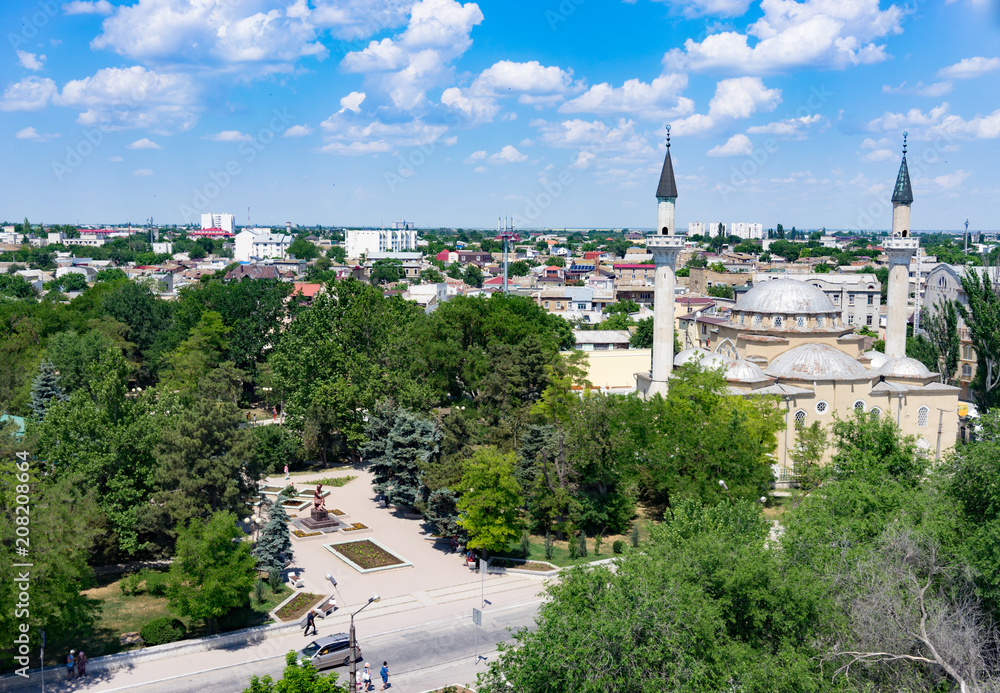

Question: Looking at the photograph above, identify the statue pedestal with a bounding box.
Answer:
[302,508,339,531]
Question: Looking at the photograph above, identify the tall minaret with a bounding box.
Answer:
[883,132,918,360]
[656,125,678,235]
[646,126,685,397]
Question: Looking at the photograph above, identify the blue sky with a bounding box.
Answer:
[1,0,999,231]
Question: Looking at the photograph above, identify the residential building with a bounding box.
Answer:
[573,330,632,351]
[345,228,418,258]
[751,272,882,329]
[613,263,655,283]
[201,213,235,233]
[728,222,764,240]
[234,228,291,262]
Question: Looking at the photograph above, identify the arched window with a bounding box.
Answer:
[752,314,762,326]
[773,316,783,327]
[796,316,806,328]
[815,401,828,414]
[918,406,929,427]
[853,400,866,412]
[870,407,881,419]
[963,364,972,378]
[794,409,807,426]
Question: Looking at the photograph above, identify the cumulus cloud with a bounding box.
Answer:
[645,0,751,18]
[338,91,366,114]
[706,133,753,156]
[202,130,251,142]
[127,137,163,149]
[862,149,895,162]
[532,117,655,164]
[571,151,596,169]
[17,51,46,71]
[0,77,57,111]
[672,77,780,135]
[488,145,528,164]
[441,86,500,123]
[15,126,59,142]
[664,0,903,73]
[319,112,448,155]
[282,124,313,137]
[63,0,113,14]
[932,169,970,189]
[746,113,824,139]
[559,73,693,120]
[464,150,486,162]
[108,155,124,161]
[938,56,1000,79]
[882,81,953,97]
[441,59,577,124]
[132,168,154,176]
[867,102,1000,140]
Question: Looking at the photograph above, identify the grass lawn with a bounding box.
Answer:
[78,573,294,659]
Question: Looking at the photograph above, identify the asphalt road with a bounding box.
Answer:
[88,600,540,693]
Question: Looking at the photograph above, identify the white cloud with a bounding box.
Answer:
[933,169,970,189]
[63,0,113,14]
[126,137,162,149]
[571,151,596,169]
[338,91,366,114]
[672,77,780,135]
[488,145,527,164]
[464,150,486,162]
[17,51,46,71]
[0,77,57,111]
[473,165,486,173]
[938,56,1000,79]
[862,149,895,162]
[706,133,753,156]
[645,0,751,18]
[319,113,449,155]
[664,0,903,73]
[559,73,694,120]
[55,66,197,131]
[881,81,953,97]
[202,130,251,142]
[474,60,575,96]
[746,113,824,139]
[282,124,313,137]
[867,102,1000,140]
[132,168,154,176]
[341,0,484,111]
[441,86,500,123]
[533,117,655,164]
[15,126,59,142]
[108,155,124,161]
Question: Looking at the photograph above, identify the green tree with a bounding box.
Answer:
[369,258,404,285]
[288,238,320,261]
[102,279,170,355]
[463,264,484,287]
[829,409,922,486]
[326,246,346,264]
[29,359,67,420]
[922,300,960,384]
[508,260,530,277]
[362,405,441,507]
[422,267,445,283]
[167,511,256,633]
[159,311,231,399]
[457,447,523,555]
[789,421,827,489]
[242,652,349,693]
[95,267,128,283]
[603,299,640,316]
[707,284,734,299]
[253,496,292,572]
[0,274,37,299]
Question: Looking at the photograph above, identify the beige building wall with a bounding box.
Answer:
[580,349,651,393]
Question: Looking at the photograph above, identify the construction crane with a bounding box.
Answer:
[496,216,519,295]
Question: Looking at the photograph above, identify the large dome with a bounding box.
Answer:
[674,347,727,369]
[765,343,870,380]
[736,278,837,315]
[879,356,933,379]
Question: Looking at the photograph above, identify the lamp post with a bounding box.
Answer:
[350,595,380,687]
[718,479,734,503]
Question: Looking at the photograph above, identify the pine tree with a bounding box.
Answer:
[362,405,441,507]
[30,359,67,420]
[253,496,292,572]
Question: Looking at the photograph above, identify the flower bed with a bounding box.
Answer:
[292,529,322,538]
[274,592,321,621]
[328,508,346,516]
[260,485,281,493]
[341,522,370,534]
[324,539,412,573]
[306,475,357,487]
[490,558,554,572]
[281,499,310,511]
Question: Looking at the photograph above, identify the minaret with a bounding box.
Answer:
[646,126,685,397]
[883,132,918,360]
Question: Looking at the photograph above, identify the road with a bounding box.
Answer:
[43,599,541,693]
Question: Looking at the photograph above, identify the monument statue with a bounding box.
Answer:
[302,482,338,531]
[313,484,327,513]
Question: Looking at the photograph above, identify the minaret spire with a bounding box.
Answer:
[891,131,913,205]
[655,124,678,200]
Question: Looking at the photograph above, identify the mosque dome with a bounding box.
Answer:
[878,356,934,379]
[674,348,727,369]
[765,343,871,380]
[736,278,837,315]
[863,350,889,368]
[724,359,767,382]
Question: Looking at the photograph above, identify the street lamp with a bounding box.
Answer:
[718,479,734,503]
[350,595,380,687]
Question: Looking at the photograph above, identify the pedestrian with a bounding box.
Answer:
[355,668,363,691]
[76,651,87,678]
[253,414,257,426]
[66,650,75,681]
[379,660,390,690]
[303,609,317,636]
[363,662,372,691]
[284,464,290,480]
[273,406,277,421]
[246,411,251,423]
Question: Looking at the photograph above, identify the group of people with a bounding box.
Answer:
[356,661,391,691]
[66,649,87,680]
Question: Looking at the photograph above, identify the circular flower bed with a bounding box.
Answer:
[331,540,404,569]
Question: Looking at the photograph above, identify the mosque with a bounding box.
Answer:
[635,130,961,479]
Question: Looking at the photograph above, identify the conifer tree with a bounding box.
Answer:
[253,495,292,572]
[362,405,441,507]
[30,359,67,420]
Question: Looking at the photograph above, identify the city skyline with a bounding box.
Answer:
[1,0,999,231]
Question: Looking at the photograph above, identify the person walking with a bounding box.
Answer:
[66,650,75,681]
[76,651,87,678]
[379,661,390,690]
[363,662,372,691]
[284,464,290,480]
[303,609,317,637]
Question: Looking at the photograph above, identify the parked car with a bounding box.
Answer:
[297,633,362,669]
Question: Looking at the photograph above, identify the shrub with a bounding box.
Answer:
[520,530,530,559]
[268,566,282,593]
[140,617,187,646]
[594,534,602,556]
[119,572,141,595]
[578,532,588,558]
[612,540,625,555]
[280,484,297,498]
[544,532,553,560]
[140,569,169,596]
[253,578,266,604]
[630,523,640,548]
[568,534,579,560]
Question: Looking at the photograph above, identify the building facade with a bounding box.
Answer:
[345,228,418,258]
[201,213,235,233]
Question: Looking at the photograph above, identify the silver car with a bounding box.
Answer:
[297,633,362,669]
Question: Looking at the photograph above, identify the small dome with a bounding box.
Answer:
[765,343,870,380]
[736,278,837,315]
[674,347,726,369]
[864,350,889,368]
[879,356,933,379]
[724,359,767,382]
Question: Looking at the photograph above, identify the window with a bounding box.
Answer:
[544,301,549,309]
[963,364,972,378]
[870,407,881,419]
[867,295,874,305]
[794,409,807,426]
[815,400,829,414]
[796,316,806,328]
[963,345,975,360]
[739,314,745,325]
[917,406,929,427]
[848,315,854,325]
[773,316,783,327]
[849,293,856,305]
[817,316,825,327]
[833,294,840,303]
[752,314,762,326]
[866,315,873,326]
[577,303,587,310]
[853,400,866,412]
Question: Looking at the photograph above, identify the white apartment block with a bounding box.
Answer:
[728,222,764,240]
[234,228,291,262]
[345,228,418,259]
[201,213,235,233]
[687,222,705,236]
